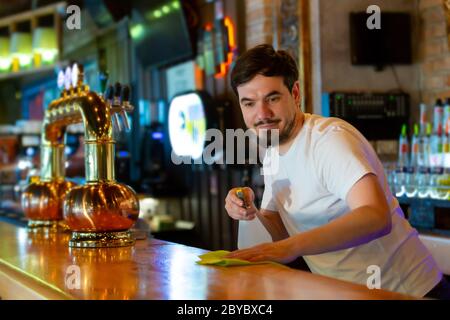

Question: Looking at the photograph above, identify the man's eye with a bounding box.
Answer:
[268,96,280,103]
[244,102,254,108]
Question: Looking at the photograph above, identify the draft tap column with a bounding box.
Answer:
[63,76,139,248]
[21,67,77,229]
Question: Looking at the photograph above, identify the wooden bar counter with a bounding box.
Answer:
[0,221,413,300]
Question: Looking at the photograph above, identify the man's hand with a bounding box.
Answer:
[226,239,298,264]
[225,187,258,221]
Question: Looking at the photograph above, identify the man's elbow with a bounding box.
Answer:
[365,205,392,237]
[376,208,392,237]
[379,219,392,237]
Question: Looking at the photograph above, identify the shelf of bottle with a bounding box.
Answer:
[389,174,450,200]
[396,191,450,208]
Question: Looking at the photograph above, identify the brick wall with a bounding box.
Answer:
[420,0,450,105]
[245,0,275,48]
[320,0,420,119]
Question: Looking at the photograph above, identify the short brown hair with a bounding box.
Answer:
[230,44,299,97]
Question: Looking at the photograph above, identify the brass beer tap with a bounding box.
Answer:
[22,63,139,247]
[21,66,78,230]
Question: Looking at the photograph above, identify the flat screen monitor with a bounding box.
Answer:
[129,0,193,67]
[350,12,412,68]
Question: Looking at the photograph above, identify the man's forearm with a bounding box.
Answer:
[284,205,391,256]
[256,211,290,242]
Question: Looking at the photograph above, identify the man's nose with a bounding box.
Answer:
[256,101,274,120]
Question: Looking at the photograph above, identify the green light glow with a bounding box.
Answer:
[172,1,180,9]
[39,49,58,63]
[162,5,170,14]
[0,57,11,71]
[154,10,162,18]
[130,24,144,40]
[15,53,32,67]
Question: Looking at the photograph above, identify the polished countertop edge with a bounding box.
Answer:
[0,221,414,300]
[0,259,74,300]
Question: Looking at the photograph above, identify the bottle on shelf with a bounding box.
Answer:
[442,98,450,140]
[441,99,450,199]
[430,99,444,198]
[433,98,444,133]
[417,123,432,198]
[419,103,428,136]
[405,124,420,198]
[395,124,409,197]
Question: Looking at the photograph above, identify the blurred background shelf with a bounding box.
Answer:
[398,196,450,209]
[0,65,55,82]
[398,195,450,233]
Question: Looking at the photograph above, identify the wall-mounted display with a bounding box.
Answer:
[168,91,207,160]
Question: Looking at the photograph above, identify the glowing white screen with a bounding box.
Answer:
[168,92,206,160]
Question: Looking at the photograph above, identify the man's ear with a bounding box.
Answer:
[291,81,301,106]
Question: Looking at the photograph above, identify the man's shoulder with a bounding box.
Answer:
[305,114,359,143]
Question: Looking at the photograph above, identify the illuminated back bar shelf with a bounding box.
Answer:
[0,1,65,75]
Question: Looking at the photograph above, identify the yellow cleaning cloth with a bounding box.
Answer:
[196,250,282,267]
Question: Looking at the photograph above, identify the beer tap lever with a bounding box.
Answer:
[112,83,123,131]
[119,85,132,132]
[120,85,130,104]
[105,85,114,103]
[113,82,122,103]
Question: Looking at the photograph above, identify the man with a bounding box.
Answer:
[224,44,449,299]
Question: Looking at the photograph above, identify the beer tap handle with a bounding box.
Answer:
[113,82,124,130]
[105,85,116,117]
[119,85,132,132]
[104,84,119,131]
[113,82,122,101]
[105,85,114,101]
[120,85,130,104]
[120,85,134,111]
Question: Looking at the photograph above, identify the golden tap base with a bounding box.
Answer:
[69,231,135,248]
[27,220,71,232]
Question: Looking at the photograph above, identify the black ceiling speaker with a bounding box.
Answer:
[83,0,131,28]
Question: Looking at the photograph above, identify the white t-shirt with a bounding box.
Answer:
[238,113,442,298]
